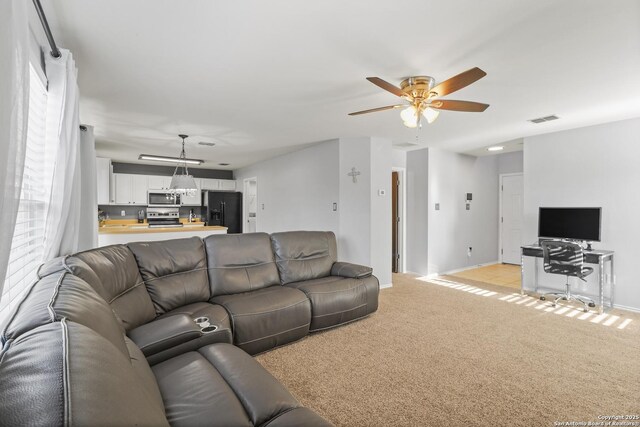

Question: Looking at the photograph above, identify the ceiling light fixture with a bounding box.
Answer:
[487,146,504,152]
[169,134,198,196]
[138,154,204,165]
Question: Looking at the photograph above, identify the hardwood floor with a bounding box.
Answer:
[451,263,521,289]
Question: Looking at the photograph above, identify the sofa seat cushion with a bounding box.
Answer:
[286,275,379,331]
[152,343,330,427]
[129,303,233,365]
[212,286,311,355]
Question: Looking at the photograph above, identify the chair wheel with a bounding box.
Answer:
[540,296,546,301]
[583,308,588,313]
[588,302,596,308]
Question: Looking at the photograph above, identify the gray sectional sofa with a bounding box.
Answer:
[0,231,379,426]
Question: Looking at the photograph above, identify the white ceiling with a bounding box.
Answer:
[46,0,640,169]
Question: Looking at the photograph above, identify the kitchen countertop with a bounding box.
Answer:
[98,219,227,234]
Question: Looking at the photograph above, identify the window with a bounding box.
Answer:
[0,64,54,325]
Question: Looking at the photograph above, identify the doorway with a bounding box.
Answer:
[499,173,524,265]
[391,168,406,273]
[243,177,257,233]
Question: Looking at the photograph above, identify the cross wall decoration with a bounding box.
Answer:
[347,167,361,183]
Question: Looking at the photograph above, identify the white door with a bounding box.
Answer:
[501,174,524,264]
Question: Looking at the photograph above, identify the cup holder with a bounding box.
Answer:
[194,317,209,325]
[201,325,218,334]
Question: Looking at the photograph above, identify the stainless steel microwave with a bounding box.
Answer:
[148,190,181,207]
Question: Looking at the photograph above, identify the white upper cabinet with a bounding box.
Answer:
[201,178,236,191]
[148,175,171,190]
[219,179,236,191]
[114,174,148,205]
[96,157,112,205]
[180,178,202,206]
[200,178,219,191]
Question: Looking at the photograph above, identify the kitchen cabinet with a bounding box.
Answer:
[201,178,236,191]
[200,178,219,190]
[180,178,202,206]
[219,179,236,191]
[114,174,148,205]
[148,175,171,190]
[96,157,112,205]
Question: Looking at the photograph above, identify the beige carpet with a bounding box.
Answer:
[256,274,640,427]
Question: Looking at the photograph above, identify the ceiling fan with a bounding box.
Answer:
[349,67,489,128]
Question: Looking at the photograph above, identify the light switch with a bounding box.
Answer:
[333,202,337,211]
[378,189,386,196]
[435,203,440,210]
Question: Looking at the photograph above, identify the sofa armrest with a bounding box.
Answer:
[331,262,373,279]
[128,314,201,357]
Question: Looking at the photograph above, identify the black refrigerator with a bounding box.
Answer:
[202,191,243,233]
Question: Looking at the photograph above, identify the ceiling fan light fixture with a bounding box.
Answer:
[422,107,440,124]
[401,106,419,128]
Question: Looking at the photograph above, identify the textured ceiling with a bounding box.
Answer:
[46,0,640,168]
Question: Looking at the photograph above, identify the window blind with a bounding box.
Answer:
[0,65,52,325]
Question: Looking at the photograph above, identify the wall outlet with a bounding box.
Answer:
[466,203,470,210]
[261,204,265,210]
[120,210,126,217]
[467,247,472,257]
[378,189,386,196]
[435,203,440,210]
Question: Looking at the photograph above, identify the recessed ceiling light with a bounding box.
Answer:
[218,163,230,166]
[198,141,216,146]
[138,154,204,165]
[487,146,504,152]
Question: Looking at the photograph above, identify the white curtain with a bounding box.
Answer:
[0,0,30,298]
[43,49,97,259]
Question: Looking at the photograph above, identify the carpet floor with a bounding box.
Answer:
[255,273,640,427]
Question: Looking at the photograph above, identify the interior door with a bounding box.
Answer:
[501,174,524,264]
[391,171,399,272]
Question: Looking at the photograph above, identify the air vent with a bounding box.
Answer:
[528,114,559,124]
[218,163,230,166]
[198,141,216,146]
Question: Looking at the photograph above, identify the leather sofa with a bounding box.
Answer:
[0,230,379,426]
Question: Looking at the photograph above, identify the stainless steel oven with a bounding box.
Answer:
[148,190,181,207]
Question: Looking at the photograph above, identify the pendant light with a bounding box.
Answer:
[169,134,198,196]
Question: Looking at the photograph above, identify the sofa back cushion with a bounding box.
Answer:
[66,245,156,330]
[0,321,168,426]
[270,231,338,284]
[1,272,128,356]
[204,233,281,297]
[128,237,210,315]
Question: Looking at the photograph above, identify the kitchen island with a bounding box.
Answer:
[98,220,227,246]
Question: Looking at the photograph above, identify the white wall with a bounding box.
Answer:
[338,138,371,267]
[406,148,429,274]
[392,149,406,169]
[523,117,640,311]
[234,141,340,234]
[498,151,524,174]
[427,149,500,275]
[369,138,392,286]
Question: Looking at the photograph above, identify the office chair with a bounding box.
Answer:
[539,240,597,312]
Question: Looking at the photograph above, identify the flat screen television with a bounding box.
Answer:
[538,207,601,242]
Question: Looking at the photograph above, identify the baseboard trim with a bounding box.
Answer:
[437,261,500,277]
[380,283,393,289]
[613,303,640,313]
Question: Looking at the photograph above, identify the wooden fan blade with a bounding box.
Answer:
[348,105,405,116]
[366,77,405,97]
[429,67,487,98]
[428,100,489,112]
